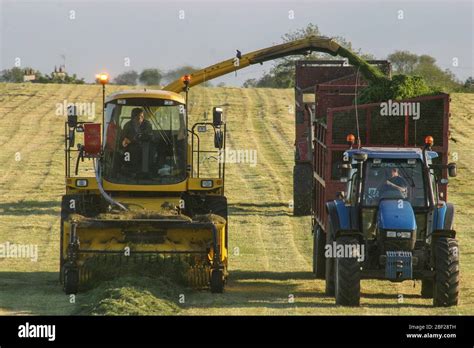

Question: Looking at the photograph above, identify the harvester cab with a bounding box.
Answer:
[60,74,229,294]
[324,135,459,307]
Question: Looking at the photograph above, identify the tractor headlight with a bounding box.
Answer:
[386,231,397,238]
[201,180,213,188]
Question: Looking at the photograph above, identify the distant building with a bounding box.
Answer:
[51,65,67,80]
[23,68,36,82]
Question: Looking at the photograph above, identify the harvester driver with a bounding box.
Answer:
[121,108,153,172]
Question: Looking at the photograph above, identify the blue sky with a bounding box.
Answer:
[1,0,472,85]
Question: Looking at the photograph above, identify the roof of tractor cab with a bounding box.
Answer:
[105,89,184,104]
[346,147,438,160]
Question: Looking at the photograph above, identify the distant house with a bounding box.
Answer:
[23,68,36,82]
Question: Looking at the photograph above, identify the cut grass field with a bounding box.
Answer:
[0,83,472,315]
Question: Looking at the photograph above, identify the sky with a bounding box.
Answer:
[0,0,472,86]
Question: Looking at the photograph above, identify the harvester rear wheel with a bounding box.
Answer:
[335,236,361,306]
[433,237,459,307]
[210,269,225,293]
[63,267,79,295]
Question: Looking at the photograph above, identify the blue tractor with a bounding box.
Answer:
[324,136,459,306]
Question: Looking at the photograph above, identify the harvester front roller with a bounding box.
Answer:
[60,217,228,293]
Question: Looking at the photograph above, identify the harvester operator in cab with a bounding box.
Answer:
[121,107,153,173]
[122,107,153,147]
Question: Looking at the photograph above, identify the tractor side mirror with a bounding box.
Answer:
[338,163,351,180]
[214,129,224,149]
[448,163,457,177]
[213,107,224,127]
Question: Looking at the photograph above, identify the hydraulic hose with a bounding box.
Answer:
[93,158,128,211]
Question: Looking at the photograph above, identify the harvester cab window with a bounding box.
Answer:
[362,159,426,208]
[102,98,187,185]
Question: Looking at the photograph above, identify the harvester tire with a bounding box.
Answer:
[293,164,312,216]
[325,222,335,296]
[313,226,326,279]
[335,236,361,306]
[433,237,459,307]
[210,269,224,293]
[63,267,79,295]
[421,279,434,298]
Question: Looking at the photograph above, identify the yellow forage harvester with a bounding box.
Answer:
[60,74,228,294]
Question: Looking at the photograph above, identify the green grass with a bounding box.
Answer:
[0,83,473,315]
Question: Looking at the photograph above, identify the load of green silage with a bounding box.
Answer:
[336,46,437,104]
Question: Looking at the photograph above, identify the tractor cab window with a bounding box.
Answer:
[362,158,426,208]
[102,98,187,185]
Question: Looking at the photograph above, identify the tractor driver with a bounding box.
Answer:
[121,108,154,173]
[380,167,408,199]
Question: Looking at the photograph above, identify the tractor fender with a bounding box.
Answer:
[326,200,351,239]
[433,201,455,231]
[443,203,455,230]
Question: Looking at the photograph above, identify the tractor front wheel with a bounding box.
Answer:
[313,226,326,279]
[433,237,459,307]
[325,222,335,296]
[335,236,361,306]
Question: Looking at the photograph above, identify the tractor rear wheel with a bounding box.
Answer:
[335,236,361,306]
[313,226,326,279]
[433,237,459,307]
[63,266,79,295]
[421,278,434,298]
[210,269,225,294]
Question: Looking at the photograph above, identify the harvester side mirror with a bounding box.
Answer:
[214,129,224,149]
[213,107,224,127]
[67,105,78,128]
[448,163,457,177]
[67,105,78,148]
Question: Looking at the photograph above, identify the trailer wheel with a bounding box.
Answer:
[293,164,312,216]
[335,236,361,306]
[421,279,434,298]
[63,266,79,295]
[433,237,459,307]
[325,222,335,296]
[210,269,224,294]
[313,226,326,279]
